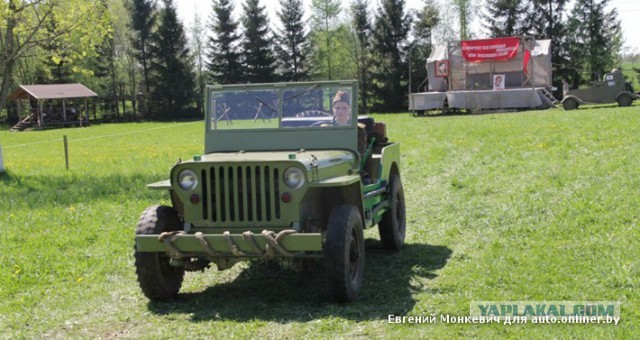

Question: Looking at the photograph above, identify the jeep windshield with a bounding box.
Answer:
[204,81,360,154]
[207,81,357,131]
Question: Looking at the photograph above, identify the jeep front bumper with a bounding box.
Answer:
[135,229,323,259]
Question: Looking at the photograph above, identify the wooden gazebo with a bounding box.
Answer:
[9,83,97,131]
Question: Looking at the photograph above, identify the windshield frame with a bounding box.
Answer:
[204,80,359,155]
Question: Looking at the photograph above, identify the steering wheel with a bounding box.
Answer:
[295,110,331,117]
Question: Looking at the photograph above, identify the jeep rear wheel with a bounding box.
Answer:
[617,93,633,107]
[134,205,185,300]
[379,174,406,251]
[324,205,365,303]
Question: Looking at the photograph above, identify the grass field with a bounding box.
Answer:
[1,104,639,338]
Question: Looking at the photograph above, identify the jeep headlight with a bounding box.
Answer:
[284,167,305,189]
[177,169,198,190]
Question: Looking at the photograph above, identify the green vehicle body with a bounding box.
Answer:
[134,80,406,302]
[562,69,639,110]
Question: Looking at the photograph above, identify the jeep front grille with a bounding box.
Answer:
[201,166,281,223]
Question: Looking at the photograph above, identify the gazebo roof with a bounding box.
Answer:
[9,83,97,100]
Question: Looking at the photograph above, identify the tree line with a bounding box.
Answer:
[483,0,623,95]
[0,0,625,123]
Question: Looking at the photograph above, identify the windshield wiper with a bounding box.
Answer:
[283,84,320,101]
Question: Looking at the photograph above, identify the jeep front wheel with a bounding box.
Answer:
[134,205,185,300]
[379,173,406,251]
[324,205,365,303]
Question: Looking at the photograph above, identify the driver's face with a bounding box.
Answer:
[333,102,351,125]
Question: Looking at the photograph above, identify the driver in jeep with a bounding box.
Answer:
[332,91,352,125]
[332,91,368,159]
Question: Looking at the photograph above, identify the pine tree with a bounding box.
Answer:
[526,0,567,39]
[371,0,412,112]
[40,15,73,83]
[523,0,569,97]
[482,0,529,37]
[310,0,342,80]
[148,0,196,119]
[450,0,475,40]
[566,0,622,84]
[241,0,277,83]
[128,0,157,97]
[191,11,207,114]
[410,0,439,93]
[275,0,310,81]
[207,0,243,84]
[351,0,372,111]
[93,18,119,118]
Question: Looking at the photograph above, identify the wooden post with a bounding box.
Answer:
[62,99,67,121]
[84,99,89,124]
[39,100,43,127]
[63,135,69,171]
[0,142,5,173]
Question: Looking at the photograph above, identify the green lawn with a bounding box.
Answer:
[1,105,639,338]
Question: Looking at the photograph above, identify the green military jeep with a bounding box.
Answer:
[134,80,405,303]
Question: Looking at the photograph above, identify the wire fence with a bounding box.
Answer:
[1,121,201,150]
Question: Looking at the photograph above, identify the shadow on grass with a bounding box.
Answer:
[147,240,452,322]
[0,169,13,182]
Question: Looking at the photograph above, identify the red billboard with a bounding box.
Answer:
[461,37,520,62]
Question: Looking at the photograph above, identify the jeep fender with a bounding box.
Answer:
[380,142,401,182]
[310,177,365,228]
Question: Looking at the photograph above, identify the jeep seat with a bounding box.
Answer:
[357,116,375,134]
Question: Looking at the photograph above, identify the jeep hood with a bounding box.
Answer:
[192,150,357,169]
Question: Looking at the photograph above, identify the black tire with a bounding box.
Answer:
[562,98,580,111]
[563,98,579,110]
[134,205,185,300]
[378,173,406,251]
[324,205,365,303]
[617,94,633,107]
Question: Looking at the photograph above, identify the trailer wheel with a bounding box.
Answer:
[617,93,633,107]
[324,205,365,303]
[563,98,579,110]
[134,205,185,300]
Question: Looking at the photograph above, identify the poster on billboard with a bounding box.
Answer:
[435,60,449,77]
[493,74,505,90]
